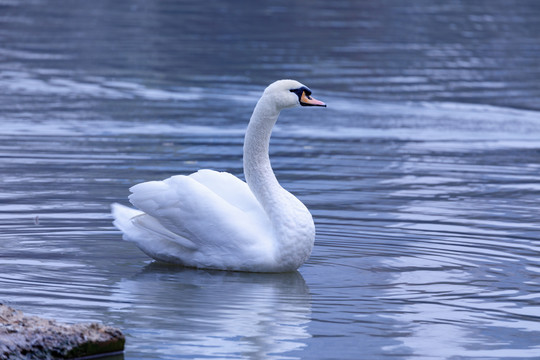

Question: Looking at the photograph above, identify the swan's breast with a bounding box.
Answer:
[271,190,315,269]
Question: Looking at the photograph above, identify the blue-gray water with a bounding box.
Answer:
[1,1,540,359]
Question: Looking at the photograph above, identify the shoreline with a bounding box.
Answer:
[0,304,124,359]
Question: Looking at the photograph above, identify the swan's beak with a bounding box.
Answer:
[300,91,326,107]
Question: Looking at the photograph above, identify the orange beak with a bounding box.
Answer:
[300,91,326,107]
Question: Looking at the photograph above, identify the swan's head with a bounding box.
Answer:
[263,79,326,110]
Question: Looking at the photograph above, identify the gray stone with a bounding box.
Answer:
[0,304,124,359]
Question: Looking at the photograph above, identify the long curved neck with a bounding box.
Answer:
[243,96,283,218]
[243,94,315,270]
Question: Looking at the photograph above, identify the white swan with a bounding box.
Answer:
[111,80,326,272]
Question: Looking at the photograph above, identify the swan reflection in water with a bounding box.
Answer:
[112,263,311,359]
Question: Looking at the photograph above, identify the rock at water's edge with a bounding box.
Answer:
[0,304,124,359]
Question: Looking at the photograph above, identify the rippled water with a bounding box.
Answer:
[1,1,540,359]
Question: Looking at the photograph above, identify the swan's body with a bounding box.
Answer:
[112,80,326,272]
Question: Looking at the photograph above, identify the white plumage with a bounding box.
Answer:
[112,79,326,272]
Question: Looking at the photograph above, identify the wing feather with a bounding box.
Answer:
[128,171,272,251]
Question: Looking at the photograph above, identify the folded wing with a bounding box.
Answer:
[128,170,273,253]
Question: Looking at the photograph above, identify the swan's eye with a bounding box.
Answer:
[290,87,312,101]
[290,88,302,96]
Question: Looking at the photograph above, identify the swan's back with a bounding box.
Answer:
[113,170,278,271]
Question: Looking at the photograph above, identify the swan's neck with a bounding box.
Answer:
[243,96,314,270]
[243,98,282,216]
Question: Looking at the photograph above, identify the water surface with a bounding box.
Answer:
[1,1,540,359]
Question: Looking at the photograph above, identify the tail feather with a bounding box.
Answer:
[111,202,143,237]
[111,202,194,264]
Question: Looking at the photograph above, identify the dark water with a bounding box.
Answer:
[1,1,540,359]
